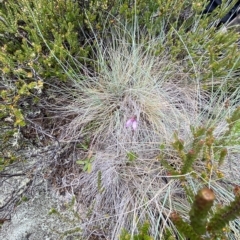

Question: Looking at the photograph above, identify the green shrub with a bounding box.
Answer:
[0,0,88,81]
[120,187,240,239]
[160,107,240,183]
[120,221,153,240]
[1,0,240,128]
[93,0,240,85]
[171,187,240,239]
[0,0,90,129]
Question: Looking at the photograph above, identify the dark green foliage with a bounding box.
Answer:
[218,147,227,166]
[120,221,153,240]
[1,0,239,87]
[162,228,176,240]
[170,187,240,239]
[207,192,240,233]
[0,0,87,82]
[120,187,240,239]
[215,106,240,147]
[156,108,240,238]
[0,121,20,171]
[0,0,88,132]
[97,170,105,193]
[161,106,240,179]
[189,188,215,235]
[226,106,240,139]
[170,212,202,240]
[108,1,240,83]
[165,127,209,175]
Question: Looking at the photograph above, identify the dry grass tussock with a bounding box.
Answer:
[54,40,207,148]
[49,39,240,239]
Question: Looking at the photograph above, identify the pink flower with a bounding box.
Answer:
[126,116,138,130]
[132,120,138,130]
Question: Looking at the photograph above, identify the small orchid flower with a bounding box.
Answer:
[132,119,138,130]
[125,118,134,128]
[126,116,138,130]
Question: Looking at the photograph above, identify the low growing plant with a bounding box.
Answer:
[171,186,240,239]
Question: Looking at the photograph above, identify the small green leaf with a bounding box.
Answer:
[159,143,165,150]
[76,160,85,165]
[83,164,88,171]
[87,163,92,173]
[76,157,94,173]
[127,151,137,162]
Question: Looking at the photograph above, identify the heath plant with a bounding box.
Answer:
[120,185,240,239]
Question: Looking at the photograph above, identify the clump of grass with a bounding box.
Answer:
[49,28,240,239]
[54,33,206,149]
